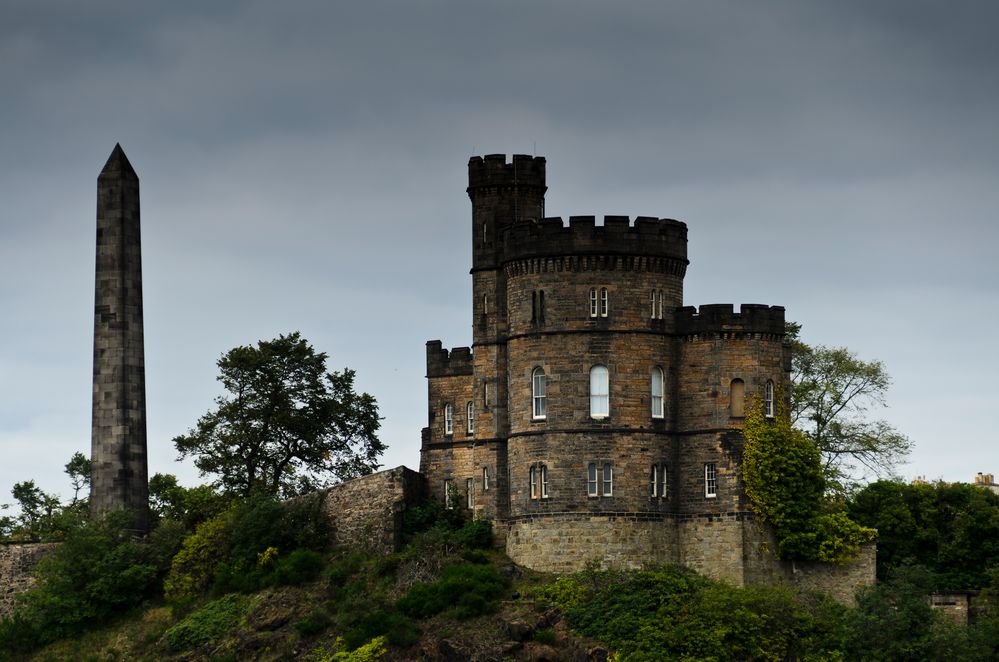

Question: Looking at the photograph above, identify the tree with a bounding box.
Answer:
[173,332,384,498]
[64,452,91,505]
[787,322,912,488]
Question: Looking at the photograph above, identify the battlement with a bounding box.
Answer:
[676,304,785,336]
[501,215,688,264]
[426,340,474,377]
[468,154,547,191]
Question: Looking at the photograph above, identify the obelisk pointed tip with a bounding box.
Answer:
[100,143,137,180]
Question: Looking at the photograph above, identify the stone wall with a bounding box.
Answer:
[318,466,426,554]
[0,542,60,618]
[506,514,678,574]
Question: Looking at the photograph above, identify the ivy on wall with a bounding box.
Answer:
[742,398,876,564]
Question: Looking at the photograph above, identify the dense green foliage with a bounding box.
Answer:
[538,563,995,661]
[0,511,183,651]
[173,332,385,498]
[847,479,999,590]
[742,400,875,563]
[164,493,330,604]
[163,593,256,651]
[0,453,92,542]
[397,562,508,619]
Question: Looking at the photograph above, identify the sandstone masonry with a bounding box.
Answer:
[0,543,59,618]
[420,155,874,598]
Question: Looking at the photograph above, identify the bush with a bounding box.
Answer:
[397,562,508,620]
[342,609,420,650]
[163,593,254,651]
[164,509,235,605]
[0,511,173,650]
[296,607,333,636]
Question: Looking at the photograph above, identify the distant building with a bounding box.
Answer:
[973,472,999,495]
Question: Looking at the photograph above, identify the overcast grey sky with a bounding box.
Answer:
[2,1,997,505]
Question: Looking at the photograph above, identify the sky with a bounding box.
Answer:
[2,0,997,507]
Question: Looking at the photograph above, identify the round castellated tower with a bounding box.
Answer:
[423,155,789,582]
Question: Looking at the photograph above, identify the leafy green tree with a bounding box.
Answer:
[787,322,912,489]
[9,480,61,540]
[64,451,92,505]
[148,472,228,528]
[848,479,999,590]
[173,332,384,498]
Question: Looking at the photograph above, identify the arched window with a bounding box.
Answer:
[466,401,475,433]
[444,403,453,435]
[532,367,547,420]
[730,379,745,417]
[590,365,609,418]
[651,367,665,419]
[765,380,775,418]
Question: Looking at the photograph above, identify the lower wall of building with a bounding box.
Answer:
[506,514,679,574]
[0,542,60,618]
[677,515,750,586]
[318,466,426,555]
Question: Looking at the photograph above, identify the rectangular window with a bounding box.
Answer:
[587,462,598,497]
[530,466,538,500]
[482,467,489,491]
[704,463,717,498]
[589,288,598,317]
[466,478,474,509]
[651,367,665,419]
[650,465,658,497]
[444,404,453,435]
[602,463,613,496]
[541,465,549,499]
[599,287,608,317]
[539,290,545,324]
[661,464,669,499]
[590,366,609,418]
[483,383,489,410]
[444,479,454,509]
[533,368,547,419]
[531,291,537,323]
[657,291,664,319]
[467,401,475,433]
[651,289,656,319]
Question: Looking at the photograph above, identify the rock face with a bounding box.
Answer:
[90,144,149,532]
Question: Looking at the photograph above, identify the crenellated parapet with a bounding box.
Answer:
[467,154,547,192]
[426,340,474,377]
[501,216,688,269]
[676,304,785,339]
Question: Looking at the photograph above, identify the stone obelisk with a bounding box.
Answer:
[90,144,149,532]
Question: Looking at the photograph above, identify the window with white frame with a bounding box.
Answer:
[589,288,598,317]
[651,367,665,419]
[730,378,745,418]
[540,464,549,499]
[599,287,608,317]
[587,462,612,497]
[482,466,489,491]
[466,478,474,508]
[650,289,664,319]
[529,465,538,499]
[532,367,547,419]
[650,463,669,498]
[483,383,490,410]
[765,380,775,418]
[530,463,550,500]
[444,403,453,435]
[704,463,717,498]
[466,401,475,433]
[590,365,609,418]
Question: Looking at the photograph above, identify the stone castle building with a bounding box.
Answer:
[421,154,791,583]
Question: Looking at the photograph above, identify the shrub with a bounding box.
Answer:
[271,549,324,586]
[163,593,254,651]
[397,562,508,620]
[0,511,171,650]
[296,607,333,636]
[164,509,235,605]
